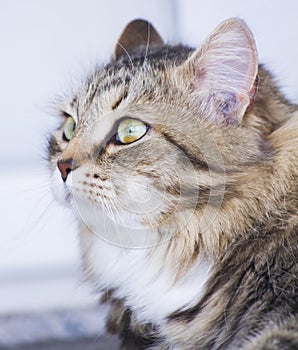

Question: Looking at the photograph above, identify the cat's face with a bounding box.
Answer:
[49,18,266,253]
[49,66,219,247]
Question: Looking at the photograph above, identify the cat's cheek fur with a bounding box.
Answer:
[82,229,213,325]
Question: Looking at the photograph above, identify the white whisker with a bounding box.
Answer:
[143,21,151,65]
[115,41,134,67]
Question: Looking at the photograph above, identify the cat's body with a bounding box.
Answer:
[49,19,298,349]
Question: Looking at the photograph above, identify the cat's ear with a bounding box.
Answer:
[113,19,164,61]
[180,18,258,124]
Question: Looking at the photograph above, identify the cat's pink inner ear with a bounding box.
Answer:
[185,18,258,124]
[113,19,164,61]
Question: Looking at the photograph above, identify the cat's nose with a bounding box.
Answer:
[57,159,75,182]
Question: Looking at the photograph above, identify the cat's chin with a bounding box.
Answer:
[51,167,73,207]
[73,197,161,248]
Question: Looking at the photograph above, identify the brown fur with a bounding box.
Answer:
[49,18,298,349]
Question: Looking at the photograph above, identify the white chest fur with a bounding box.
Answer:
[52,168,212,324]
[85,232,212,325]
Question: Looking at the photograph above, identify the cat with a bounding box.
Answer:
[49,18,298,349]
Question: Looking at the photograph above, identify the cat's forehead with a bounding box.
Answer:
[68,46,192,107]
[57,45,195,137]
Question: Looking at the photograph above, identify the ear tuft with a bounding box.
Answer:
[113,19,164,61]
[181,18,258,125]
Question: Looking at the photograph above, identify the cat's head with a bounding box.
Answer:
[49,18,269,259]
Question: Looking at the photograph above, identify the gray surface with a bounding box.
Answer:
[0,308,120,349]
[0,335,120,350]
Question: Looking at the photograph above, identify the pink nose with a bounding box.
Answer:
[57,159,74,182]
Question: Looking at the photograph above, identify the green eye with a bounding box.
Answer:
[116,119,148,144]
[63,116,76,141]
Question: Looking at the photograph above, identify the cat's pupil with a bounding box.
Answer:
[116,118,148,144]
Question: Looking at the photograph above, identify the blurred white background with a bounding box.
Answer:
[0,0,297,315]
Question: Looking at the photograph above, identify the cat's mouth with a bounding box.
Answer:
[51,167,73,206]
[64,186,73,203]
